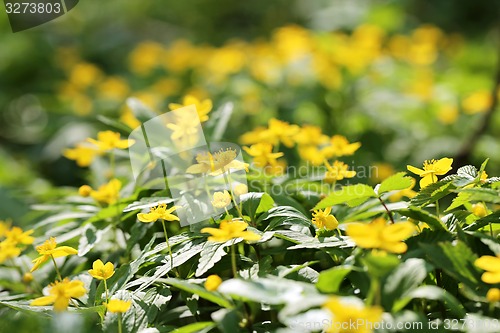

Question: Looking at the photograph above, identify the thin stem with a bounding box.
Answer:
[490,223,494,238]
[223,172,245,220]
[161,219,179,277]
[118,313,123,333]
[50,255,63,281]
[109,150,116,179]
[104,279,109,303]
[367,277,381,306]
[231,244,238,278]
[377,196,395,224]
[435,200,440,218]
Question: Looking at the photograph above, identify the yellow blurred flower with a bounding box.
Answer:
[312,207,339,230]
[294,125,329,147]
[323,296,383,333]
[233,184,248,197]
[69,62,103,88]
[462,90,492,114]
[407,157,453,188]
[267,118,300,148]
[487,288,500,303]
[298,146,327,166]
[87,131,134,151]
[88,259,115,280]
[322,135,361,159]
[97,76,130,101]
[371,163,395,184]
[0,220,12,238]
[88,179,122,205]
[437,104,459,125]
[169,95,213,123]
[346,218,415,254]
[471,203,488,218]
[107,299,132,313]
[128,41,165,76]
[201,219,261,243]
[63,144,101,167]
[137,203,180,223]
[475,255,500,284]
[211,191,232,209]
[243,143,283,168]
[31,278,86,312]
[0,240,21,264]
[324,160,356,183]
[78,185,92,197]
[186,149,248,176]
[205,274,223,291]
[23,272,33,283]
[5,227,34,245]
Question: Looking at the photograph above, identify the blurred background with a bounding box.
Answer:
[0,0,499,223]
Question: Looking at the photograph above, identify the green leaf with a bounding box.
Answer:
[97,115,133,132]
[378,172,413,194]
[240,192,274,219]
[383,259,430,311]
[410,180,454,207]
[313,184,377,210]
[195,239,241,277]
[258,206,311,231]
[398,207,448,231]
[420,241,481,290]
[123,197,175,212]
[395,285,466,317]
[157,278,233,308]
[171,322,216,333]
[316,266,352,293]
[464,211,500,231]
[78,224,111,256]
[362,252,400,278]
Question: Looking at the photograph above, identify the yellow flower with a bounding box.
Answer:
[298,146,328,166]
[475,255,500,284]
[107,299,132,313]
[312,207,339,230]
[323,296,383,333]
[169,95,212,123]
[89,179,122,205]
[462,90,492,115]
[201,219,261,243]
[5,227,34,245]
[31,237,78,272]
[322,135,361,158]
[346,218,416,254]
[166,112,202,148]
[78,185,92,197]
[407,158,453,188]
[370,163,395,184]
[471,203,488,218]
[205,275,223,291]
[87,130,134,151]
[487,288,500,303]
[23,272,33,283]
[97,76,130,101]
[243,143,284,168]
[294,125,329,147]
[88,259,115,280]
[69,62,102,88]
[137,203,180,223]
[437,104,459,125]
[63,144,101,167]
[239,127,269,145]
[211,191,232,209]
[186,149,249,176]
[31,278,86,312]
[388,178,417,202]
[324,160,356,183]
[0,240,21,264]
[267,118,300,148]
[233,184,248,197]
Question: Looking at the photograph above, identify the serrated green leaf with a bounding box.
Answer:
[195,239,241,277]
[157,278,233,308]
[313,184,376,210]
[171,322,216,333]
[394,286,465,317]
[240,192,275,219]
[464,211,500,231]
[258,206,311,231]
[410,180,454,207]
[378,172,413,194]
[398,207,448,231]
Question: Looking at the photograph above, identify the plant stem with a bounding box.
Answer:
[50,255,63,281]
[118,313,123,333]
[223,172,245,220]
[231,244,238,278]
[104,279,109,303]
[161,219,179,277]
[377,196,395,224]
[435,200,440,217]
[109,150,115,179]
[367,277,381,306]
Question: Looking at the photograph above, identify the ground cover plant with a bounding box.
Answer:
[1,1,500,332]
